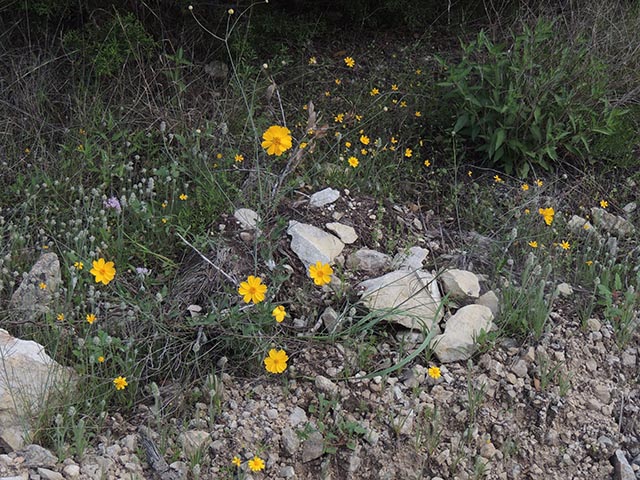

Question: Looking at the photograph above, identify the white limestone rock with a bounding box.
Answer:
[325,222,358,244]
[391,246,430,271]
[476,290,500,317]
[0,330,76,451]
[309,187,340,208]
[346,249,391,274]
[233,208,260,231]
[357,269,443,331]
[440,269,481,301]
[432,305,495,363]
[591,207,635,237]
[287,221,344,268]
[178,430,211,457]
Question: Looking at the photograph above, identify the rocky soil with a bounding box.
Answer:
[2,189,639,480]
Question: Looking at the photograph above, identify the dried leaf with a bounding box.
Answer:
[266,81,277,102]
[306,101,316,130]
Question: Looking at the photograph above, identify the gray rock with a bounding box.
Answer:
[621,352,637,367]
[597,435,617,456]
[287,221,344,268]
[476,290,500,317]
[555,282,573,297]
[121,434,137,452]
[1,334,76,451]
[315,375,338,395]
[511,359,528,378]
[591,207,635,237]
[302,431,324,463]
[357,269,443,331]
[567,215,596,235]
[391,246,430,271]
[204,60,229,81]
[289,406,307,427]
[177,430,211,457]
[613,450,635,480]
[393,410,415,435]
[320,307,340,333]
[346,249,391,274]
[37,468,63,480]
[594,384,611,404]
[309,188,340,208]
[622,202,636,214]
[211,439,225,452]
[440,269,481,301]
[480,441,498,459]
[432,305,495,363]
[281,427,300,455]
[325,222,357,244]
[9,253,62,318]
[233,208,260,231]
[169,461,188,479]
[347,447,362,472]
[62,464,81,478]
[279,465,296,478]
[21,444,57,467]
[365,429,380,446]
[586,318,601,332]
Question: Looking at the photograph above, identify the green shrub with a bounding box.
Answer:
[63,12,156,77]
[438,20,623,177]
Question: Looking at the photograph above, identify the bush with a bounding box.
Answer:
[438,20,623,177]
[63,11,156,77]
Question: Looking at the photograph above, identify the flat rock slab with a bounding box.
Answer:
[325,222,358,244]
[392,246,429,271]
[432,305,495,363]
[309,188,340,208]
[287,221,344,268]
[347,248,391,274]
[357,269,443,331]
[591,207,635,237]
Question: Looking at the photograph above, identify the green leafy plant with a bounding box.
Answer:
[439,20,622,177]
[596,270,640,347]
[498,252,556,340]
[63,12,156,77]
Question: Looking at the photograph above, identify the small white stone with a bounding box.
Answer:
[325,222,358,244]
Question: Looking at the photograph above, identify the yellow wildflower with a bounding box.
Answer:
[264,349,288,374]
[309,261,333,286]
[262,125,293,156]
[538,207,555,226]
[238,275,267,304]
[272,305,286,323]
[113,376,128,390]
[90,258,116,285]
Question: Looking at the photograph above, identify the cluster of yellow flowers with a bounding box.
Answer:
[232,455,265,471]
[237,261,334,375]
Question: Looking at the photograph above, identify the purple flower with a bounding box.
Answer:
[136,267,150,276]
[104,196,122,214]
